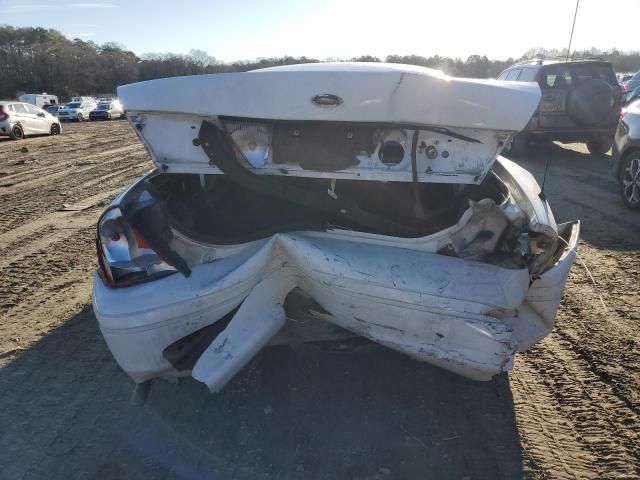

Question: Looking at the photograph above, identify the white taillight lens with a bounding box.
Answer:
[224,121,271,168]
[97,208,176,287]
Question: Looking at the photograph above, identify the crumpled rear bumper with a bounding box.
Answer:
[93,220,579,390]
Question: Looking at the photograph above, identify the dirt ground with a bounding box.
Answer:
[0,120,638,480]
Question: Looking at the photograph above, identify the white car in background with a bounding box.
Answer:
[58,100,96,122]
[93,63,580,394]
[0,101,61,139]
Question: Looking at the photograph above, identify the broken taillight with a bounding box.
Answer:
[96,207,177,287]
[223,120,272,168]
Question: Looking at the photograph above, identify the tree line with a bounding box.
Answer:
[2,26,640,101]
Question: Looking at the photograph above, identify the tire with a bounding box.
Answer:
[586,139,612,156]
[619,154,640,210]
[9,125,24,140]
[50,123,61,135]
[504,134,528,157]
[76,113,83,122]
[567,79,615,127]
[107,113,112,120]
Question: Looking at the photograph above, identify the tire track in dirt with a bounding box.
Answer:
[0,269,94,359]
[0,160,149,234]
[572,244,639,319]
[0,212,96,270]
[518,335,640,479]
[0,231,95,312]
[510,362,598,480]
[0,123,143,361]
[0,186,125,247]
[0,145,142,192]
[554,243,640,411]
[0,134,135,171]
[500,146,640,479]
[0,121,130,166]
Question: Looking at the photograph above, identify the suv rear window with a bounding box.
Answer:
[542,66,573,88]
[572,63,616,83]
[540,63,616,89]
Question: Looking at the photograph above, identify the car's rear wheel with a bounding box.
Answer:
[567,79,616,127]
[586,138,612,156]
[620,154,640,210]
[50,123,61,135]
[9,125,24,140]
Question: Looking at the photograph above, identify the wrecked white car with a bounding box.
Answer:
[92,63,579,392]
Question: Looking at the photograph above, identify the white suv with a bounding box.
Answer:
[58,100,96,122]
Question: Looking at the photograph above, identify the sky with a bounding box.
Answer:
[1,0,639,61]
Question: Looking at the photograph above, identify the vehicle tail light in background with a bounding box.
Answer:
[96,207,177,287]
[0,105,9,121]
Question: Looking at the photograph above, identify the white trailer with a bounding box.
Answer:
[18,93,59,107]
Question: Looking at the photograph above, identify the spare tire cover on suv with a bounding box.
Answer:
[566,78,615,126]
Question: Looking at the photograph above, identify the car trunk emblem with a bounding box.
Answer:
[312,94,343,107]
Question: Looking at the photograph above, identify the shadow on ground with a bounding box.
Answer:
[1,306,526,480]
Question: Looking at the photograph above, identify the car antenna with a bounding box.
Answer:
[565,0,580,63]
[541,0,580,200]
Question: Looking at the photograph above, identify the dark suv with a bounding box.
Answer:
[498,59,622,155]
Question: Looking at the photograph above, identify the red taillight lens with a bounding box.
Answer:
[0,106,9,121]
[133,229,152,249]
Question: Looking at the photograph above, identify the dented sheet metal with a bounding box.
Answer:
[94,220,580,390]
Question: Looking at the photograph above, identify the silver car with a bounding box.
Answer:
[613,100,640,210]
[57,101,96,122]
[89,99,125,120]
[0,101,62,139]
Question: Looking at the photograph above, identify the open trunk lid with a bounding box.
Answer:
[118,62,540,184]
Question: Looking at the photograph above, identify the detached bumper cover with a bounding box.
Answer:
[93,221,579,390]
